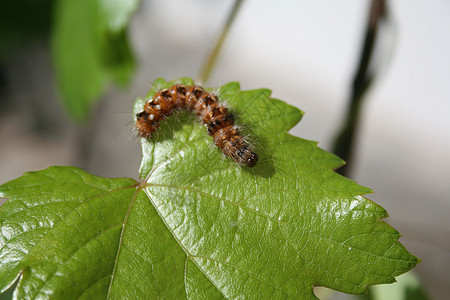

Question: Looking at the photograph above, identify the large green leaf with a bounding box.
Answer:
[52,0,139,122]
[0,79,418,299]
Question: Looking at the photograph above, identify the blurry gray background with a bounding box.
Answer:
[0,0,449,299]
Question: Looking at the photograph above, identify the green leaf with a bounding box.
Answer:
[52,0,139,122]
[0,79,418,299]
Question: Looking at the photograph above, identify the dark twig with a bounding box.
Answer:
[333,0,389,176]
[199,0,245,83]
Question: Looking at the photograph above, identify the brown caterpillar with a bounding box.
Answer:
[136,85,258,167]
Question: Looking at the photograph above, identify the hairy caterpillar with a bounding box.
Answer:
[136,85,258,167]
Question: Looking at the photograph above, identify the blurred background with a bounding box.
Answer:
[0,0,448,299]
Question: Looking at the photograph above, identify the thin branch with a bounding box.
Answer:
[199,0,245,83]
[332,0,389,176]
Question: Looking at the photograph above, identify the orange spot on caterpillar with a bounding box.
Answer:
[136,85,258,167]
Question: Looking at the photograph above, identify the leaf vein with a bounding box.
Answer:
[29,223,123,299]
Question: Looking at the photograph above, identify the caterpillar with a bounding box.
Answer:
[136,85,258,167]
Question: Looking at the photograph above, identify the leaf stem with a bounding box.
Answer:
[332,0,388,176]
[199,0,245,83]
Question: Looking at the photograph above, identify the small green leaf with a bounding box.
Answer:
[0,79,418,299]
[369,272,429,300]
[52,0,139,122]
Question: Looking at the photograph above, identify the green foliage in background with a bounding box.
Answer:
[368,272,429,300]
[0,0,139,122]
[0,1,53,57]
[0,78,418,299]
[52,0,140,122]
